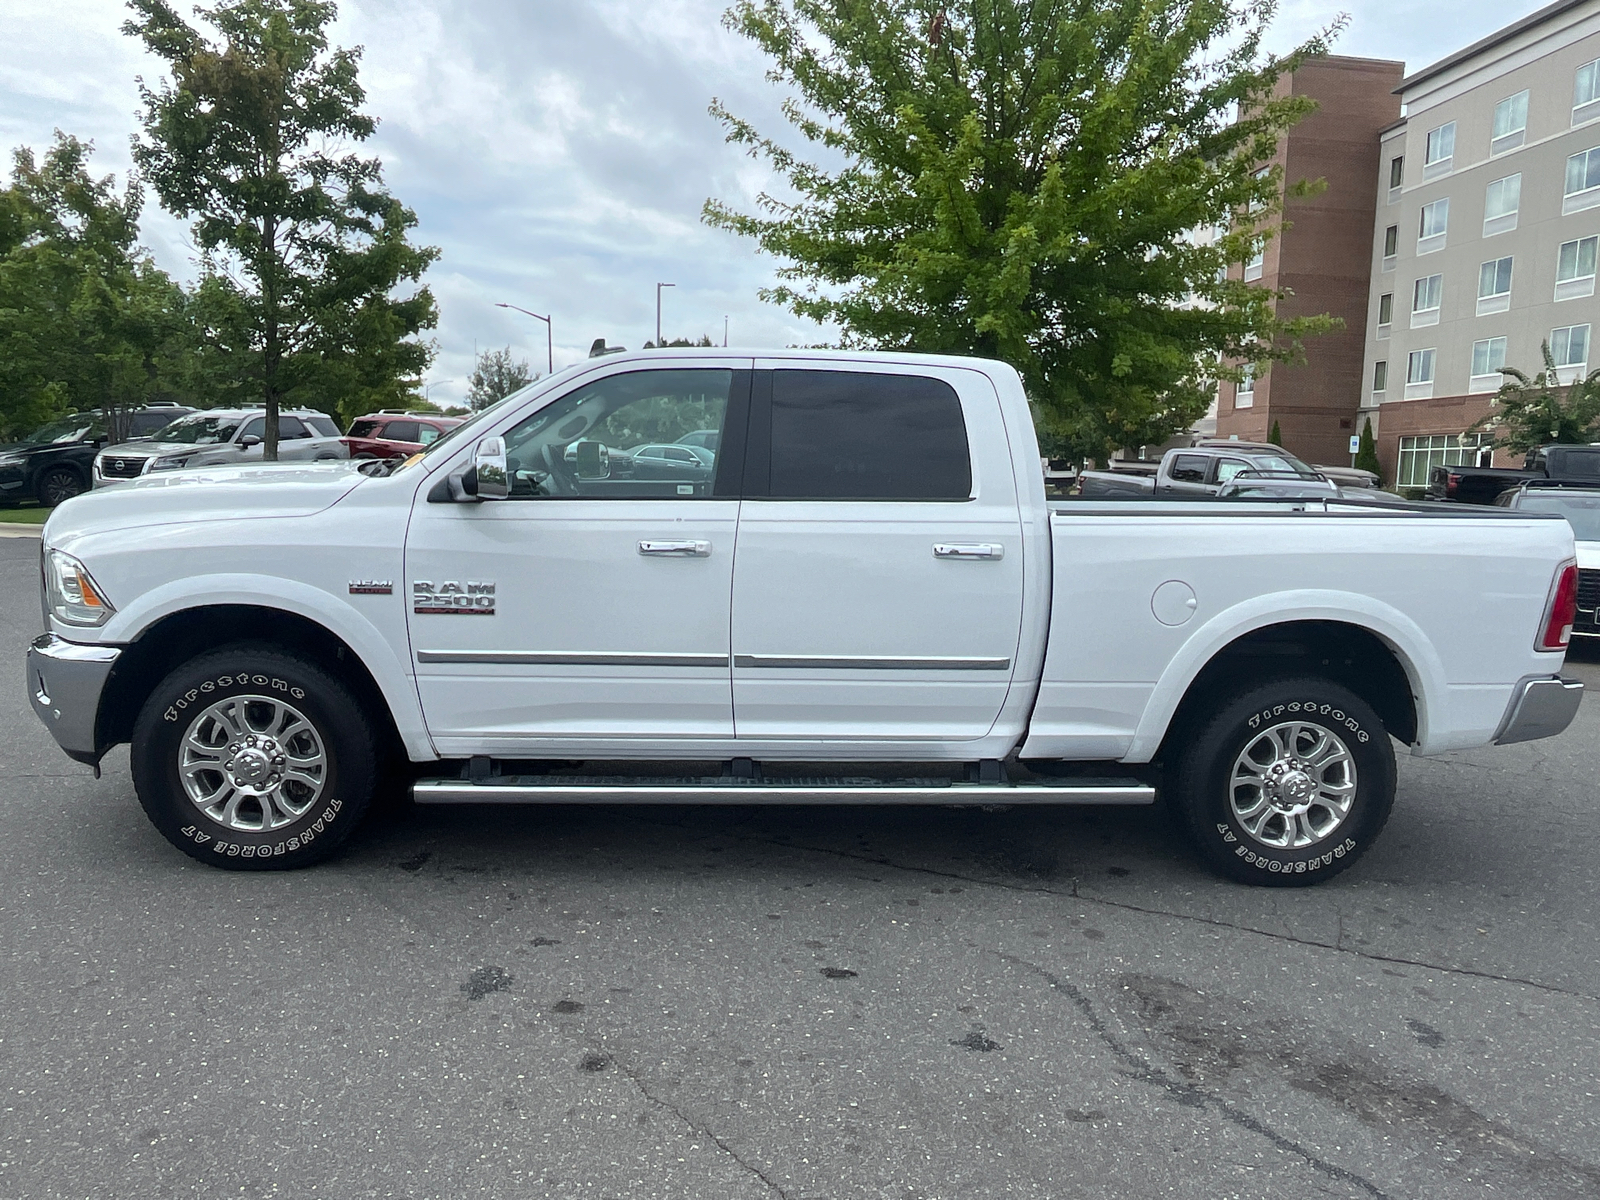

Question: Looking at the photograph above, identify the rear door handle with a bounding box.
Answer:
[639,540,712,557]
[933,543,1004,560]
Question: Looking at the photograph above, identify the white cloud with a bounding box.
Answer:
[0,0,1552,409]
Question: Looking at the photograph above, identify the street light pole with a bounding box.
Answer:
[495,302,554,376]
[723,315,729,347]
[656,282,675,348]
[424,379,453,405]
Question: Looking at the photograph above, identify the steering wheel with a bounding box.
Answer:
[538,443,578,495]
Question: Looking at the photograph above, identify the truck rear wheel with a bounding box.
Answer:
[131,646,378,870]
[1170,677,1395,886]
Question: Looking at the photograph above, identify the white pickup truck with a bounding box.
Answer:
[26,351,1585,885]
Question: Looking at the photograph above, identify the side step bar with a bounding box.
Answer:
[413,775,1155,806]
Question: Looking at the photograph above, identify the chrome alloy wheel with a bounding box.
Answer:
[178,695,328,831]
[1229,720,1358,850]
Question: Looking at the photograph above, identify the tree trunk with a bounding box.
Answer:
[261,218,280,461]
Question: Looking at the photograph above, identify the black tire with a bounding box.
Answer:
[36,466,87,506]
[1169,676,1395,886]
[131,646,378,870]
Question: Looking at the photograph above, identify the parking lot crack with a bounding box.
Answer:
[610,1057,791,1200]
[995,951,1393,1200]
[658,822,1600,1003]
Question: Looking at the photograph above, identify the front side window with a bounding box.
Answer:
[1552,324,1591,368]
[1424,122,1456,175]
[1576,58,1600,123]
[497,368,732,499]
[239,418,266,441]
[1471,337,1507,379]
[1492,90,1529,152]
[1418,198,1449,251]
[1484,174,1521,235]
[1565,147,1600,212]
[416,424,443,446]
[765,370,971,500]
[1408,348,1436,383]
[1557,236,1599,300]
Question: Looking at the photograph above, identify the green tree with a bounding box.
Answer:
[1268,419,1282,446]
[0,133,196,441]
[706,0,1341,461]
[467,346,535,412]
[1353,416,1380,483]
[1469,343,1600,453]
[125,0,439,453]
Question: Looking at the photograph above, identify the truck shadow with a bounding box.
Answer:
[352,798,1197,891]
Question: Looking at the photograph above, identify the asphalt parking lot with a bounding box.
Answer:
[2,532,1598,1200]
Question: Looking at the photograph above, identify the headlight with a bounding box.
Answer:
[43,549,116,627]
[149,455,190,472]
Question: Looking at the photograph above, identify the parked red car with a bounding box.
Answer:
[343,411,466,460]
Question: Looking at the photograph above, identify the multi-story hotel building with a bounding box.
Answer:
[1360,0,1600,486]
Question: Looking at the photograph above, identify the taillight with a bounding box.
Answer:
[1447,473,1461,494]
[1540,563,1579,651]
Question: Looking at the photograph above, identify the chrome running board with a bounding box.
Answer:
[412,775,1155,806]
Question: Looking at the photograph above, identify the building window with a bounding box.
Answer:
[1244,242,1264,282]
[1492,90,1529,154]
[1418,198,1449,254]
[1412,273,1443,328]
[1388,155,1404,202]
[1373,360,1388,394]
[1477,256,1513,315]
[1576,58,1600,126]
[1397,434,1493,488]
[1247,166,1272,214]
[1405,348,1437,399]
[1564,147,1600,213]
[1483,173,1521,236]
[1556,235,1599,301]
[1235,365,1255,408]
[1377,291,1394,336]
[1424,122,1456,178]
[1470,337,1508,393]
[1551,324,1591,381]
[1382,223,1398,269]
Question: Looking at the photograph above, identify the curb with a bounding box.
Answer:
[0,525,44,539]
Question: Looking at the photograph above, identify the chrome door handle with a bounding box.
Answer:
[639,540,712,557]
[933,543,1004,560]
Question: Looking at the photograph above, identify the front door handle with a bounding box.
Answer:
[639,540,712,557]
[933,543,1004,560]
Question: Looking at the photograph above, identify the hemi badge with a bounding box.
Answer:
[349,581,394,595]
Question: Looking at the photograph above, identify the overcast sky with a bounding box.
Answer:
[0,0,1539,409]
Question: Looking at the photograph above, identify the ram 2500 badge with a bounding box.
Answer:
[27,350,1584,885]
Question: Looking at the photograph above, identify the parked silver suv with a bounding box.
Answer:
[93,408,348,487]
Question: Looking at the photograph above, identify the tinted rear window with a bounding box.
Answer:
[349,419,381,437]
[1551,448,1600,479]
[305,416,339,438]
[767,370,970,500]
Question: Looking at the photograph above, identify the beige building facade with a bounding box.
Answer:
[1362,0,1600,486]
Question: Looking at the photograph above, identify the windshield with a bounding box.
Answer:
[23,416,102,445]
[150,414,241,445]
[1518,493,1600,541]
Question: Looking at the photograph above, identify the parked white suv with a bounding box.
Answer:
[29,350,1583,884]
[93,408,347,486]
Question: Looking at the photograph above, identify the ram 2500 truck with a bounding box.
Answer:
[27,351,1585,885]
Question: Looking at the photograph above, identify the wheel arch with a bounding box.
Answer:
[97,603,428,762]
[1125,593,1442,764]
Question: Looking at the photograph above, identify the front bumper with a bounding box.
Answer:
[26,633,122,764]
[1494,675,1584,745]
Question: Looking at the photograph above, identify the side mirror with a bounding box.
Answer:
[239,434,263,448]
[470,436,509,500]
[573,439,610,479]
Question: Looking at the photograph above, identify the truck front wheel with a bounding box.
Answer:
[1170,677,1395,886]
[131,646,378,870]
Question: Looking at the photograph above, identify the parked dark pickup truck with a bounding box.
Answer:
[1427,443,1600,503]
